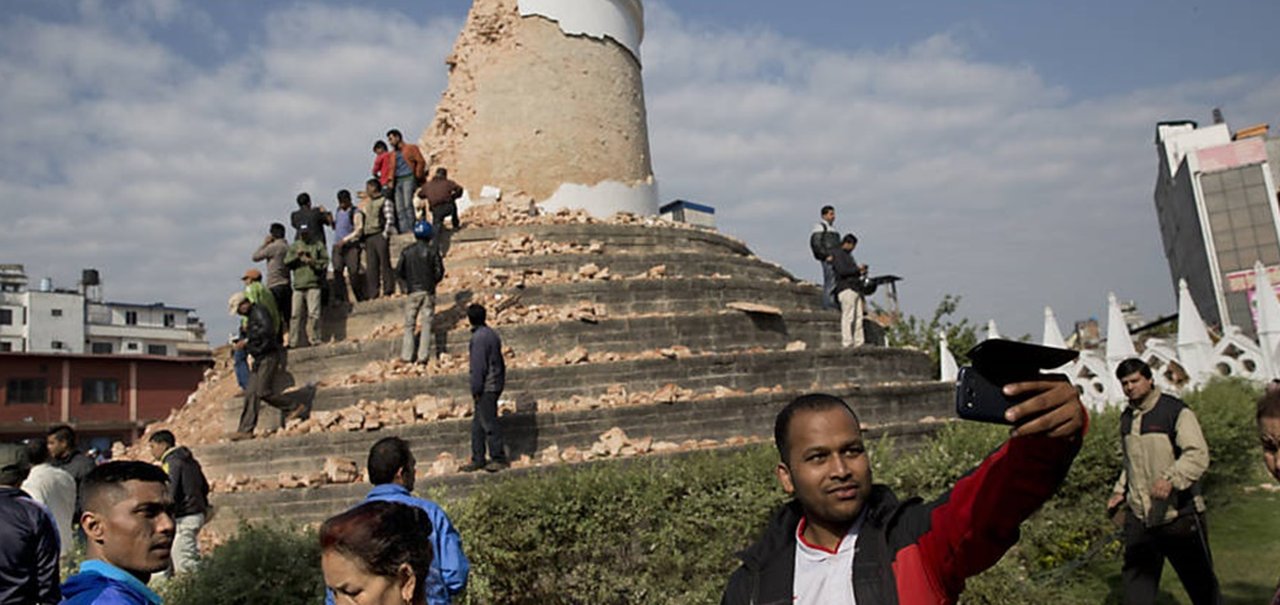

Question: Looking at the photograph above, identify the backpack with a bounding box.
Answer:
[810,223,840,261]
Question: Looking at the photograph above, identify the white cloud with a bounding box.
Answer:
[1,0,1277,345]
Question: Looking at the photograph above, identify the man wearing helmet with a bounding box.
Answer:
[395,221,445,365]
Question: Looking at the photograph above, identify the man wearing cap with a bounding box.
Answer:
[232,269,282,393]
[0,443,62,604]
[229,293,307,440]
[285,224,329,348]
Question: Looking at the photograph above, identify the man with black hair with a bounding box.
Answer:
[147,431,208,576]
[830,234,869,348]
[286,223,330,348]
[0,443,61,604]
[421,167,463,233]
[21,438,75,557]
[387,129,426,234]
[230,292,308,440]
[723,379,1086,604]
[61,461,173,604]
[324,437,469,605]
[1107,358,1220,605]
[253,222,293,334]
[290,192,332,246]
[461,304,508,473]
[361,179,397,299]
[809,206,841,310]
[331,189,367,306]
[47,425,96,488]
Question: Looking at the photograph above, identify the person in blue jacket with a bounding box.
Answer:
[61,461,174,605]
[326,437,469,605]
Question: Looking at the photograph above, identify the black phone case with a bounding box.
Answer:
[954,339,1080,424]
[955,367,1017,424]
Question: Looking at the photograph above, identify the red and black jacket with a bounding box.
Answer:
[721,432,1082,605]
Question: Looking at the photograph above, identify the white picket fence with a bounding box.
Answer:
[941,265,1280,411]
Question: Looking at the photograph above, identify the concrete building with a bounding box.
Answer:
[0,351,212,448]
[1153,118,1280,336]
[0,264,210,356]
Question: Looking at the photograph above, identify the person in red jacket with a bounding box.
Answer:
[722,379,1086,605]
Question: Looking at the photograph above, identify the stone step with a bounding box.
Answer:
[205,419,942,535]
[292,310,844,386]
[217,347,934,432]
[200,379,949,480]
[321,277,825,343]
[388,222,755,261]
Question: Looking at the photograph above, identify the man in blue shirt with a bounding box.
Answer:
[327,437,469,605]
[61,461,174,605]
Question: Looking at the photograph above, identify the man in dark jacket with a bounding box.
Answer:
[0,443,60,604]
[722,380,1086,605]
[396,221,445,364]
[460,304,508,473]
[61,461,172,605]
[230,292,306,440]
[147,431,208,576]
[47,425,96,488]
[830,234,868,348]
[421,167,463,233]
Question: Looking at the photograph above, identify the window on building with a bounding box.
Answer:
[147,344,167,356]
[0,309,11,325]
[0,342,11,352]
[82,379,120,404]
[51,309,63,317]
[51,340,66,350]
[125,311,138,326]
[126,342,138,351]
[164,313,175,328]
[91,342,113,354]
[6,379,48,404]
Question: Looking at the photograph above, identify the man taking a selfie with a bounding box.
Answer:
[722,376,1086,604]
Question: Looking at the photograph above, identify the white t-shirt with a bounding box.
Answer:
[793,514,863,605]
[20,463,77,556]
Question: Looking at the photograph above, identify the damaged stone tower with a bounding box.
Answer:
[420,0,658,217]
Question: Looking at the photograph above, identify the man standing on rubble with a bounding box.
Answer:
[229,292,307,440]
[460,304,508,473]
[361,179,397,299]
[396,221,445,365]
[387,129,426,234]
[809,206,841,310]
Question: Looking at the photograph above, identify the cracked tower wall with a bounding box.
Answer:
[420,0,658,217]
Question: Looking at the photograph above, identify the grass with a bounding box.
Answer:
[1059,479,1280,604]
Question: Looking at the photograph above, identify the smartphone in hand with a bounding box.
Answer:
[954,339,1078,424]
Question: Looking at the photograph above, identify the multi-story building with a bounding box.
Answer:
[1153,117,1280,337]
[0,351,212,448]
[0,264,210,356]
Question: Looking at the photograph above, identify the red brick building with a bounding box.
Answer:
[0,352,212,451]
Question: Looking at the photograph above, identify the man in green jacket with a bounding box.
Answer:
[285,223,329,348]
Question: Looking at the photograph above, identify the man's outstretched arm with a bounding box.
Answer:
[912,379,1087,599]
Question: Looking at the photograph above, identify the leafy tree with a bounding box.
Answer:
[883,294,980,370]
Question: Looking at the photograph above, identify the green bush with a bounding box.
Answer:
[162,378,1262,604]
[162,522,322,605]
[451,447,786,605]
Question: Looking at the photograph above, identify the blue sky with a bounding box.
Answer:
[3,0,1279,345]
